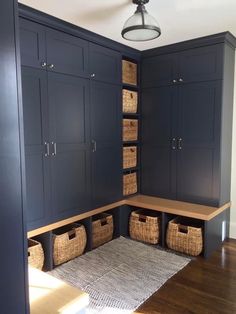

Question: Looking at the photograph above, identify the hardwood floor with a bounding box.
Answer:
[136,239,236,314]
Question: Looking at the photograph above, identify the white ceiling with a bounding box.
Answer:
[18,0,236,51]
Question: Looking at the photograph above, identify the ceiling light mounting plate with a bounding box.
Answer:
[133,0,149,5]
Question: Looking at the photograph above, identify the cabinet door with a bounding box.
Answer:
[142,53,177,88]
[177,81,221,205]
[178,44,223,83]
[46,28,89,78]
[21,67,51,230]
[89,43,121,84]
[48,72,91,220]
[90,81,122,208]
[141,86,177,199]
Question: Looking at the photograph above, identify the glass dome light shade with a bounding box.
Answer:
[122,5,161,41]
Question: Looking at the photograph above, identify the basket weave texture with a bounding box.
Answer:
[92,213,114,248]
[28,239,44,270]
[129,209,160,244]
[166,217,203,256]
[123,146,137,169]
[122,60,137,86]
[122,89,138,113]
[123,172,137,196]
[123,119,138,141]
[53,223,87,266]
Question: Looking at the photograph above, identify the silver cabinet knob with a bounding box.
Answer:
[172,79,177,83]
[48,64,54,69]
[179,78,184,82]
[91,73,96,78]
[41,62,47,68]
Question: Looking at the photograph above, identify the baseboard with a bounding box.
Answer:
[230,221,236,239]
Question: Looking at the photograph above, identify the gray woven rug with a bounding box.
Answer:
[49,237,190,314]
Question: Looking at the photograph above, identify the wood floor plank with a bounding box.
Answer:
[136,239,236,314]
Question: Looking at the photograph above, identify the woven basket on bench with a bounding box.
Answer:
[122,60,137,86]
[92,213,114,248]
[122,89,138,113]
[53,223,87,266]
[123,146,137,169]
[166,217,203,256]
[129,209,160,244]
[123,172,137,196]
[123,119,138,141]
[28,239,44,270]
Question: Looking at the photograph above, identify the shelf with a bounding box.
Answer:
[123,141,139,145]
[122,83,139,90]
[123,113,140,117]
[123,166,139,173]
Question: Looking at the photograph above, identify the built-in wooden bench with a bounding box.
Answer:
[29,266,89,314]
[28,194,230,238]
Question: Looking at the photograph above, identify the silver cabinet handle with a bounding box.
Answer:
[172,79,177,83]
[91,140,97,152]
[179,78,184,82]
[44,142,50,157]
[91,73,96,78]
[171,138,176,150]
[51,142,57,156]
[178,138,183,150]
[41,62,47,68]
[48,64,54,69]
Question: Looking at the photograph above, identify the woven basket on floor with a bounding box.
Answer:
[92,213,114,248]
[122,60,137,86]
[123,146,137,169]
[53,223,87,266]
[129,209,160,244]
[123,172,137,196]
[123,119,138,141]
[166,217,203,256]
[28,239,44,270]
[122,89,138,113]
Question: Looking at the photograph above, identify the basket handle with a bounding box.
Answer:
[68,229,76,240]
[139,214,147,223]
[178,224,188,234]
[130,93,133,99]
[101,218,108,226]
[28,252,30,257]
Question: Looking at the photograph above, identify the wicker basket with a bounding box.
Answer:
[28,239,44,270]
[92,213,114,248]
[129,209,160,244]
[122,60,137,86]
[123,146,137,169]
[166,217,203,256]
[123,89,138,113]
[53,223,87,266]
[123,119,138,141]
[123,172,138,196]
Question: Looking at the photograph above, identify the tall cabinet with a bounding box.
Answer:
[20,18,123,230]
[141,35,236,207]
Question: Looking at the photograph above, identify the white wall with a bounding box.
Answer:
[230,57,236,238]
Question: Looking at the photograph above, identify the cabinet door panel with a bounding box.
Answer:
[90,81,122,207]
[141,87,177,198]
[46,28,89,78]
[177,81,221,205]
[21,67,50,230]
[179,44,223,83]
[89,43,121,84]
[19,18,46,69]
[48,73,91,220]
[142,54,177,88]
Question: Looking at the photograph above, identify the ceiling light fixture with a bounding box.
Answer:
[122,0,161,42]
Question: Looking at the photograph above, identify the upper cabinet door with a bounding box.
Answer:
[21,67,51,230]
[176,81,221,206]
[48,72,91,221]
[19,18,46,69]
[89,43,121,84]
[46,28,89,78]
[178,44,223,83]
[141,86,177,199]
[142,53,177,88]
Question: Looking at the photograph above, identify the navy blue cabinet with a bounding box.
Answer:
[90,81,122,208]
